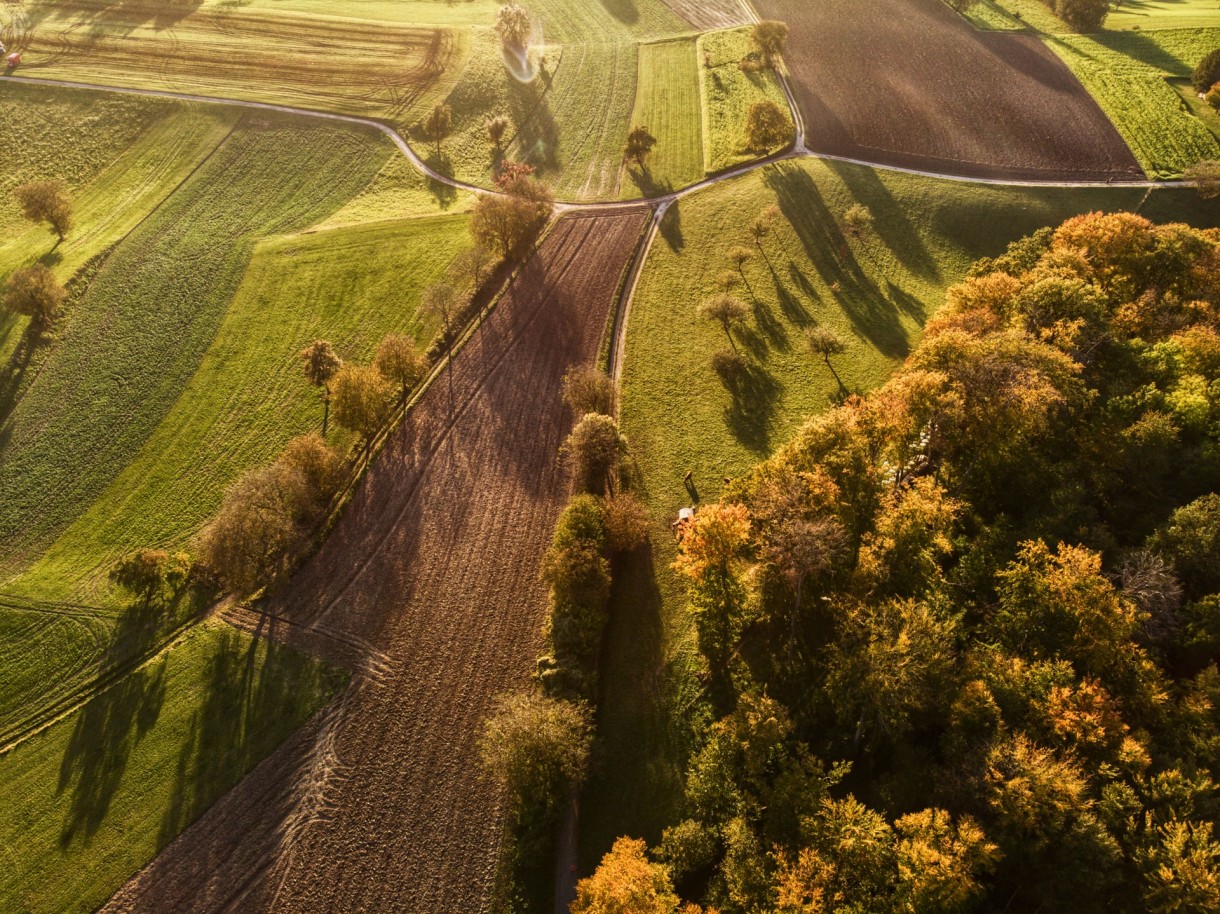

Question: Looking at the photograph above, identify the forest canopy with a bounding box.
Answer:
[586,213,1220,913]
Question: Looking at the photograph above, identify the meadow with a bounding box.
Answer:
[622,38,706,197]
[581,160,1220,866]
[0,620,344,914]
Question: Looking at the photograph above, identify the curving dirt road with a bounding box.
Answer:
[100,209,650,914]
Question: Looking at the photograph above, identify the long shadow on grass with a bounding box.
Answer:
[714,351,781,454]
[660,202,684,252]
[763,164,910,359]
[508,66,561,179]
[55,587,200,844]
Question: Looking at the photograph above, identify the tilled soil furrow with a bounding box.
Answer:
[100,209,650,914]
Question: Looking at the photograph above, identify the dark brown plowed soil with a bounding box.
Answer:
[100,209,650,914]
[755,0,1143,181]
[660,0,751,30]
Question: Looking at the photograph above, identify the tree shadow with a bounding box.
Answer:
[56,583,202,844]
[714,352,781,454]
[763,164,910,359]
[624,165,674,200]
[600,0,640,26]
[659,202,684,253]
[420,150,459,209]
[507,68,561,178]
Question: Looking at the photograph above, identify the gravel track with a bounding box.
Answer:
[99,209,650,914]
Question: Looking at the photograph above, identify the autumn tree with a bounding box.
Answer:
[843,203,873,239]
[893,809,1000,913]
[699,293,748,351]
[470,166,553,260]
[374,333,427,404]
[1136,820,1220,914]
[572,837,681,914]
[14,180,74,241]
[602,491,650,552]
[479,691,591,836]
[423,102,452,155]
[109,549,191,603]
[562,365,614,417]
[563,413,627,494]
[743,99,794,153]
[486,114,510,150]
[3,263,66,328]
[1053,0,1109,31]
[300,339,342,436]
[331,363,394,445]
[805,326,847,386]
[495,2,532,53]
[624,125,658,168]
[673,503,753,672]
[751,20,789,69]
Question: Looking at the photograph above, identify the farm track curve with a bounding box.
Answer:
[98,209,651,914]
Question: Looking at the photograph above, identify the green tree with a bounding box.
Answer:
[495,2,532,52]
[300,339,342,435]
[843,203,873,239]
[1136,820,1220,914]
[751,20,789,69]
[624,124,658,168]
[479,691,591,836]
[1192,47,1220,93]
[1149,494,1220,599]
[1054,0,1109,32]
[14,180,74,241]
[1185,160,1220,200]
[743,99,794,153]
[562,413,627,494]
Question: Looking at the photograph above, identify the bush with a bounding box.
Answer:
[1193,48,1220,94]
[1052,0,1109,32]
[1206,84,1220,111]
[563,413,627,494]
[479,691,592,839]
[743,100,794,153]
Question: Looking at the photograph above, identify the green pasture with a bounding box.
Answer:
[0,619,344,914]
[1107,0,1220,31]
[581,160,1220,869]
[698,27,793,173]
[14,213,471,604]
[0,114,387,585]
[622,38,706,198]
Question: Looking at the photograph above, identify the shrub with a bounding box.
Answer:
[562,366,614,417]
[743,100,794,153]
[1052,0,1109,32]
[1207,84,1220,111]
[1193,48,1220,94]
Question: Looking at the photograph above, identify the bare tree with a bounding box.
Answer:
[562,365,615,417]
[699,293,748,351]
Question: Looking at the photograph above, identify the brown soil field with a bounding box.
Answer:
[755,0,1143,181]
[11,2,455,119]
[660,0,751,30]
[99,208,650,914]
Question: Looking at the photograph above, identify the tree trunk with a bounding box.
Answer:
[322,389,331,437]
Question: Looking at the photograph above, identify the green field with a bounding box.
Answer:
[0,620,343,914]
[1106,0,1220,31]
[698,27,794,173]
[580,159,1220,867]
[623,38,706,198]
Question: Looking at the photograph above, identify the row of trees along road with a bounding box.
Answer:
[573,212,1220,914]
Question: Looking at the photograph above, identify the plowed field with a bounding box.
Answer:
[99,209,650,914]
[756,0,1143,181]
[660,0,750,30]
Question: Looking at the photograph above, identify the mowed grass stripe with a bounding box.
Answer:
[0,115,387,579]
[0,620,344,914]
[622,38,704,198]
[14,214,471,603]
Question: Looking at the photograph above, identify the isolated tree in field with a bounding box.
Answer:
[486,114,510,150]
[1186,160,1220,199]
[751,20,789,69]
[562,365,614,417]
[331,363,394,446]
[572,837,681,914]
[743,99,794,153]
[843,203,874,239]
[14,180,74,242]
[479,691,591,834]
[300,339,342,435]
[624,125,658,168]
[563,413,627,494]
[1195,48,1220,94]
[374,333,427,403]
[109,549,188,603]
[806,326,847,385]
[1053,0,1108,32]
[699,293,748,351]
[495,2,532,53]
[423,102,452,155]
[727,245,754,282]
[4,264,66,328]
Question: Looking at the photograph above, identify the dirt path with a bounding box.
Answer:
[99,209,650,914]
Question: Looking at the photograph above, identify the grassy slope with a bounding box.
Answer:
[622,38,706,198]
[16,214,471,602]
[698,28,793,173]
[0,620,344,914]
[0,114,386,583]
[1106,0,1220,31]
[582,158,1220,867]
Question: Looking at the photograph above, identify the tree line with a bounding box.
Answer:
[573,212,1220,913]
